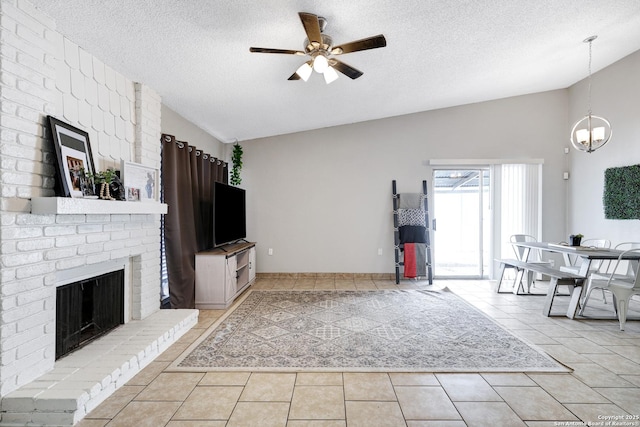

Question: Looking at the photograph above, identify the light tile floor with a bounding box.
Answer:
[77,277,640,426]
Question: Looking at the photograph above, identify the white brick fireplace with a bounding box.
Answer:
[0,1,198,424]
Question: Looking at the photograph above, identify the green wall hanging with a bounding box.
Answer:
[603,164,640,219]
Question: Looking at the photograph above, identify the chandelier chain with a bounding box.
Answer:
[587,38,593,115]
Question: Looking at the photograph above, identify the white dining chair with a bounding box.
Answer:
[582,242,640,307]
[605,242,640,277]
[510,234,553,292]
[578,248,640,330]
[560,238,611,274]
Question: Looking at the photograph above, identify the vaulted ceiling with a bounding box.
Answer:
[29,1,640,142]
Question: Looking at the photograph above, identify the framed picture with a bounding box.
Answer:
[126,187,140,201]
[121,161,159,202]
[48,116,96,198]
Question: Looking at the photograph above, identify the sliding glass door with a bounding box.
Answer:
[432,169,490,278]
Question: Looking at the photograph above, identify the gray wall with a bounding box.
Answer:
[241,90,569,274]
[161,104,224,158]
[567,50,640,245]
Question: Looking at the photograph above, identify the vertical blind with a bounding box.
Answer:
[500,163,542,259]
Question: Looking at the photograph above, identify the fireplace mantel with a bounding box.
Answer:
[31,197,168,215]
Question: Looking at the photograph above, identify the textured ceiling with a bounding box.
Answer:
[29,1,640,143]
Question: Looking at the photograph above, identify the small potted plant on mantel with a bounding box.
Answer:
[88,169,117,200]
[569,234,583,246]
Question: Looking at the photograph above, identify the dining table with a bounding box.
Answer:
[509,241,640,318]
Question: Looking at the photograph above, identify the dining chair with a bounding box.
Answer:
[583,242,640,307]
[583,239,612,266]
[509,234,553,292]
[578,248,640,330]
[560,238,611,275]
[598,242,640,278]
[555,238,610,306]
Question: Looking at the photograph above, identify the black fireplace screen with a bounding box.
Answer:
[56,269,124,360]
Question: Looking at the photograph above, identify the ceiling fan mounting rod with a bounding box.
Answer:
[317,16,327,33]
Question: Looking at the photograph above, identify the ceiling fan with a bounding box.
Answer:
[249,12,387,84]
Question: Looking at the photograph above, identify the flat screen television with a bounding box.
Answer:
[213,181,246,247]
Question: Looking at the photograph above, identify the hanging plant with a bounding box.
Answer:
[230,143,243,186]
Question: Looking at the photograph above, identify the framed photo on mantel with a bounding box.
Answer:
[47,116,96,198]
[121,161,159,202]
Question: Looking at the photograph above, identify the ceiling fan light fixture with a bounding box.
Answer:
[295,62,313,81]
[312,54,329,73]
[323,66,339,84]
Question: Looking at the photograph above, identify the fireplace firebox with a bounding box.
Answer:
[56,269,124,359]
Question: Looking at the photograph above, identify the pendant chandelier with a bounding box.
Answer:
[570,35,612,153]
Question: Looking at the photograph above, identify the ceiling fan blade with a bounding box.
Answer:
[299,12,322,45]
[288,73,301,81]
[250,47,305,55]
[330,59,363,79]
[331,34,387,55]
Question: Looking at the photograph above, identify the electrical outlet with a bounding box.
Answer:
[377,248,383,256]
[268,248,273,256]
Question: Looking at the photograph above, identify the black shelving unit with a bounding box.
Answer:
[392,180,433,284]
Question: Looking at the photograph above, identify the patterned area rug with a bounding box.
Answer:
[170,289,568,372]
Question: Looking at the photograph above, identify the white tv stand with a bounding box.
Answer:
[195,241,256,309]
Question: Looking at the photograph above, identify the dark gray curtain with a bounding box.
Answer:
[161,134,228,309]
